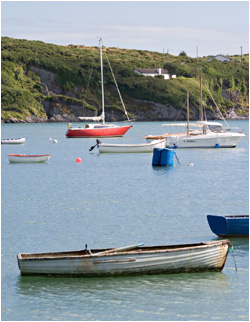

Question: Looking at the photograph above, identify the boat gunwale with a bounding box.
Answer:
[8,154,51,158]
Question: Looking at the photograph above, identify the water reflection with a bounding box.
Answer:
[16,271,229,297]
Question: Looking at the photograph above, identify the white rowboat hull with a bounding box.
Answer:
[8,154,51,163]
[99,139,166,153]
[17,240,231,276]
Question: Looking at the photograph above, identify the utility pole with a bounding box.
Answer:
[196,47,198,64]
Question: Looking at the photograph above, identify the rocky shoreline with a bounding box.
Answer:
[2,106,248,124]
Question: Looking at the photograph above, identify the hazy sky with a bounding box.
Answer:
[1,1,249,57]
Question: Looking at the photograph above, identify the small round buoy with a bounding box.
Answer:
[76,157,82,163]
[49,138,52,141]
[188,163,194,167]
[53,139,58,143]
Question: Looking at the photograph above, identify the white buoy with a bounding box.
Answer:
[53,139,58,143]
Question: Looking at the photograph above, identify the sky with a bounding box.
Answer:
[1,1,249,57]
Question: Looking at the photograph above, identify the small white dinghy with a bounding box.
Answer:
[1,137,25,144]
[17,240,232,276]
[90,139,167,153]
[8,154,51,163]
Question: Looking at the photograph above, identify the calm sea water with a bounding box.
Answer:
[1,120,249,321]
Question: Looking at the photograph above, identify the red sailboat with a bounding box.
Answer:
[66,38,132,138]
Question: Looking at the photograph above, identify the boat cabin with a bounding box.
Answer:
[199,122,227,134]
[84,124,117,129]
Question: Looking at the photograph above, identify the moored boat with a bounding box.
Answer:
[144,75,246,148]
[66,123,132,138]
[207,215,249,237]
[8,154,51,163]
[65,38,132,138]
[162,121,245,148]
[1,137,25,144]
[17,240,231,276]
[92,138,167,153]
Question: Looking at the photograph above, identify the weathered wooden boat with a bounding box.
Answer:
[8,154,51,163]
[90,139,167,153]
[207,215,249,237]
[1,137,25,144]
[17,240,232,276]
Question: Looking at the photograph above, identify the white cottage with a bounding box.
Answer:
[207,55,231,62]
[134,68,176,79]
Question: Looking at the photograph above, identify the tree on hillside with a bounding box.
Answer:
[179,50,187,57]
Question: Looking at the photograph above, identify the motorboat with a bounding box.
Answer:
[144,74,246,148]
[90,138,167,153]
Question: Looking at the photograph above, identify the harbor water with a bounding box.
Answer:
[1,120,249,321]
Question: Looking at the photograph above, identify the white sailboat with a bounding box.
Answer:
[146,71,246,148]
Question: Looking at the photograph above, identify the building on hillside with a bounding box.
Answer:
[134,68,176,79]
[207,54,231,62]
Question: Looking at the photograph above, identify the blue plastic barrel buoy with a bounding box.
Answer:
[152,148,162,166]
[160,148,176,166]
[152,148,176,166]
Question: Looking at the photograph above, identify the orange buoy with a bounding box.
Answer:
[76,157,82,163]
[188,163,194,167]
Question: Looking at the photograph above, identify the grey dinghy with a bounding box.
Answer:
[17,240,231,276]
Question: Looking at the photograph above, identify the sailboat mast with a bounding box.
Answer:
[199,69,203,121]
[187,90,190,135]
[99,38,105,124]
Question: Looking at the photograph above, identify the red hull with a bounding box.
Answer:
[66,125,132,138]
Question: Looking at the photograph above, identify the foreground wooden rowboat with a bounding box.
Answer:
[8,154,51,163]
[207,215,249,237]
[1,137,25,144]
[17,240,231,276]
[98,139,167,153]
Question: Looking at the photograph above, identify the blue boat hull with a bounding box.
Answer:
[207,215,249,237]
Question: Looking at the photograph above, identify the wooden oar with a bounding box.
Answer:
[92,243,144,256]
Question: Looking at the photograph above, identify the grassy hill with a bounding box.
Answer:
[1,37,249,122]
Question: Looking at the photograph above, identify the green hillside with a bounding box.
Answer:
[1,37,249,122]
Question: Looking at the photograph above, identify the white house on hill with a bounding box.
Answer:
[207,54,231,62]
[134,68,176,79]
